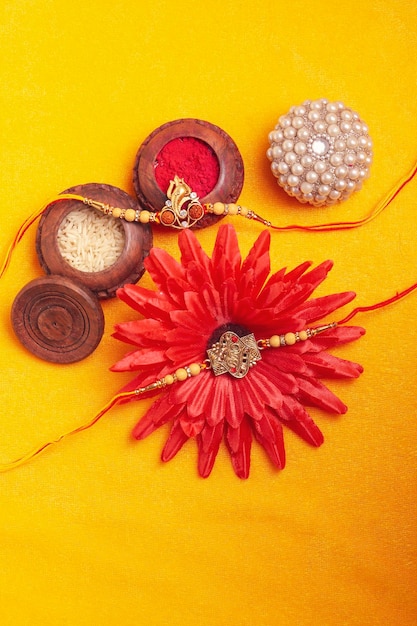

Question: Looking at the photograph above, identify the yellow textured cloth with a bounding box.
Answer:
[1,1,416,624]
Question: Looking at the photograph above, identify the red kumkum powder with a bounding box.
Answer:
[154,137,220,198]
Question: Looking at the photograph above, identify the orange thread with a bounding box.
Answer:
[0,390,135,472]
[269,159,417,232]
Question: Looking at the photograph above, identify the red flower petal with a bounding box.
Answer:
[117,284,172,320]
[113,319,170,348]
[209,224,242,286]
[252,409,286,469]
[303,352,363,379]
[179,414,205,437]
[295,291,356,323]
[145,246,186,290]
[197,422,224,478]
[161,420,189,462]
[296,377,347,414]
[133,395,182,439]
[279,396,324,447]
[179,228,210,274]
[225,418,252,479]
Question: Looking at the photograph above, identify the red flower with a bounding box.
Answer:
[111,224,364,478]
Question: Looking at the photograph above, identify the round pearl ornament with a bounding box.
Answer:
[267,99,373,207]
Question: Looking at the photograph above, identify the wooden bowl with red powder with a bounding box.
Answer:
[133,118,244,229]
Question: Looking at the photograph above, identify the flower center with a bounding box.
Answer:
[207,323,251,349]
[206,324,261,379]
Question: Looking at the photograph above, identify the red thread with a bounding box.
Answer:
[154,137,220,197]
[338,282,417,325]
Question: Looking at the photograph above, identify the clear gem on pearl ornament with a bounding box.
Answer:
[267,99,373,207]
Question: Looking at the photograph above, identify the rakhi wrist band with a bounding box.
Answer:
[2,224,416,478]
[42,155,417,233]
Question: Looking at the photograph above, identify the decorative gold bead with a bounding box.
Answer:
[298,330,308,341]
[124,208,136,222]
[213,202,225,216]
[227,203,239,215]
[239,206,249,217]
[269,335,281,348]
[139,210,150,224]
[175,368,188,382]
[189,363,201,376]
[112,207,122,218]
[284,332,296,346]
[164,374,175,385]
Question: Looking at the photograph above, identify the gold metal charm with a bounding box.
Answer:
[159,176,205,229]
[207,331,261,379]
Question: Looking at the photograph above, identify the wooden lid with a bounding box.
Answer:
[133,118,244,229]
[36,183,153,299]
[11,275,105,363]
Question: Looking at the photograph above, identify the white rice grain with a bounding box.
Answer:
[57,207,125,273]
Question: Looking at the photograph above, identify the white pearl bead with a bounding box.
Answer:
[271,145,283,158]
[329,190,341,200]
[340,122,351,132]
[292,116,304,129]
[314,161,327,174]
[301,155,313,167]
[344,153,356,165]
[284,152,297,165]
[349,167,360,179]
[341,110,353,121]
[284,126,297,138]
[297,128,310,140]
[300,181,313,194]
[325,113,338,124]
[314,121,327,133]
[306,170,319,183]
[310,100,323,110]
[282,139,294,152]
[269,129,283,142]
[327,124,340,136]
[277,161,289,174]
[291,163,304,176]
[318,184,330,196]
[321,171,334,184]
[294,141,307,155]
[346,136,358,149]
[330,153,343,166]
[287,175,299,187]
[334,179,347,191]
[335,165,348,178]
[294,106,306,116]
[334,139,346,151]
[279,115,291,127]
[326,102,339,113]
[308,110,320,122]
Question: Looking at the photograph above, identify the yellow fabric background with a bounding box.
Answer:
[1,1,416,624]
